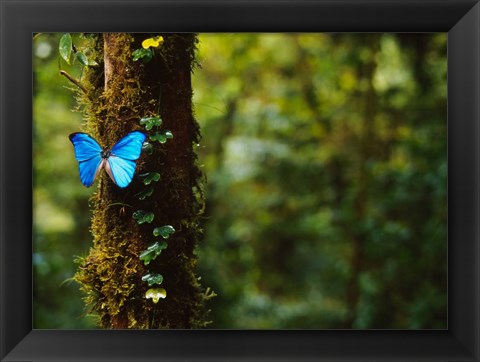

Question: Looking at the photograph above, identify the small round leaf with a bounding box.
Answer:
[139,172,161,185]
[153,225,175,239]
[142,273,163,286]
[145,288,167,303]
[139,241,168,265]
[136,187,154,200]
[132,210,154,224]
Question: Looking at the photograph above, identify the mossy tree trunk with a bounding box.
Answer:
[75,33,205,329]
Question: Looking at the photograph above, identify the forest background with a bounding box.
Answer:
[33,33,447,329]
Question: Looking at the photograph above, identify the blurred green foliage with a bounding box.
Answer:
[33,33,447,329]
[193,33,447,329]
[33,33,97,328]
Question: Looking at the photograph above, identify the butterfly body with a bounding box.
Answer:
[101,149,112,159]
[69,131,146,188]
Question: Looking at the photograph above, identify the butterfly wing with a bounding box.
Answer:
[78,157,105,187]
[69,132,104,187]
[69,132,102,161]
[106,131,146,188]
[111,131,146,160]
[106,157,137,188]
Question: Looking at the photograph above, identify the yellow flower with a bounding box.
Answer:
[142,36,164,49]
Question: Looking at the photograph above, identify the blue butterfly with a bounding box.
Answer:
[69,131,146,188]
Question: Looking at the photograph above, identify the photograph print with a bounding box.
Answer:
[33,32,447,329]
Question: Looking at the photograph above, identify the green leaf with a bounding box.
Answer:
[141,273,163,286]
[153,225,175,239]
[59,33,72,64]
[150,132,166,143]
[150,132,167,143]
[132,210,154,224]
[74,52,88,66]
[145,288,167,303]
[142,142,153,155]
[72,51,98,67]
[132,48,153,63]
[139,116,162,131]
[150,130,173,144]
[139,241,168,265]
[139,172,161,185]
[136,187,154,200]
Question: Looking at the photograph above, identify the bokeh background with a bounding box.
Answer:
[33,33,447,329]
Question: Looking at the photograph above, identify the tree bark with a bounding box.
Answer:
[74,33,205,329]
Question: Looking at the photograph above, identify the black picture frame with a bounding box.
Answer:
[1,0,479,361]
